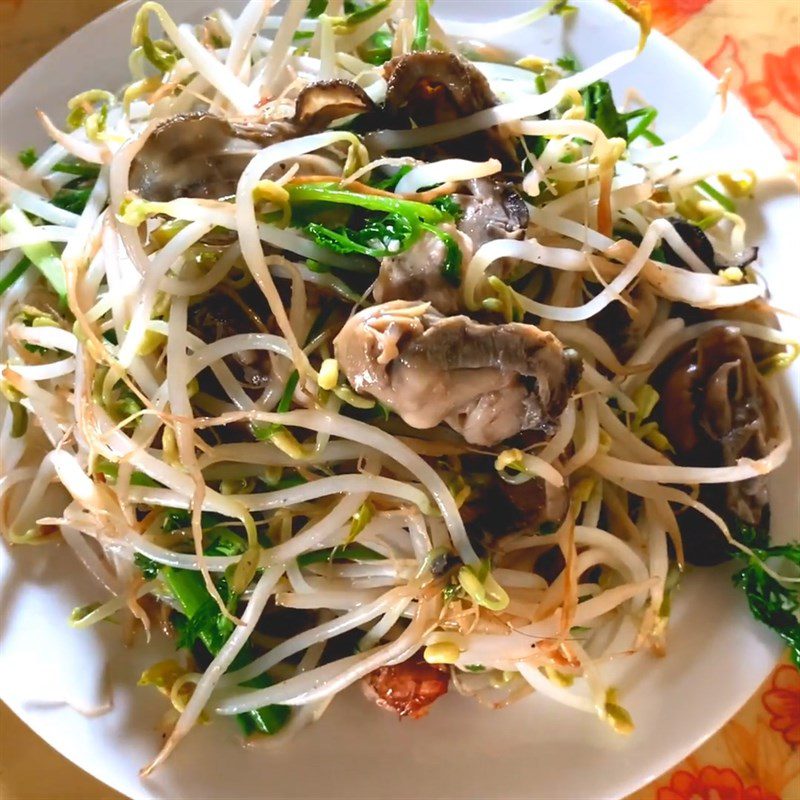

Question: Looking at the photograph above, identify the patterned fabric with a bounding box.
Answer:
[630,656,800,799]
[630,2,799,795]
[641,0,800,170]
[0,2,797,799]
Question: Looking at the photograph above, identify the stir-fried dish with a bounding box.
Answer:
[1,0,798,773]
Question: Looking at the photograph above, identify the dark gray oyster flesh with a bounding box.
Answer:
[129,80,377,201]
[374,178,530,314]
[333,299,582,447]
[383,51,519,169]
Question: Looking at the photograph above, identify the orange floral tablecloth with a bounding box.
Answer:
[0,1,798,799]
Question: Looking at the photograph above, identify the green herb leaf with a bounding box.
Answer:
[134,552,160,580]
[430,194,463,220]
[304,222,375,257]
[235,673,291,736]
[18,148,37,168]
[372,165,412,191]
[52,187,93,214]
[556,54,579,73]
[730,517,771,551]
[581,81,627,141]
[305,212,415,260]
[162,567,235,652]
[161,508,226,532]
[732,543,800,668]
[161,565,289,736]
[420,222,462,286]
[287,181,444,224]
[359,29,393,65]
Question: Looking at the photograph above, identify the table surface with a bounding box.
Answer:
[1,1,798,798]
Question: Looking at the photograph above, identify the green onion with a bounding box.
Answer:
[0,207,67,303]
[372,165,412,191]
[640,129,664,146]
[359,29,393,65]
[52,160,101,179]
[276,370,299,415]
[297,543,385,567]
[412,0,430,51]
[160,567,290,736]
[420,222,462,286]
[626,107,658,144]
[0,256,32,296]
[619,107,651,122]
[52,188,92,214]
[287,182,445,224]
[304,302,337,346]
[697,179,736,213]
[307,0,328,16]
[339,0,391,28]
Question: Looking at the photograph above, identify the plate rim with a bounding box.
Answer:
[0,2,792,800]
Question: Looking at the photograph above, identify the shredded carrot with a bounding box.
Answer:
[556,512,578,644]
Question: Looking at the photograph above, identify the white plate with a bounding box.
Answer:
[1,2,798,799]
